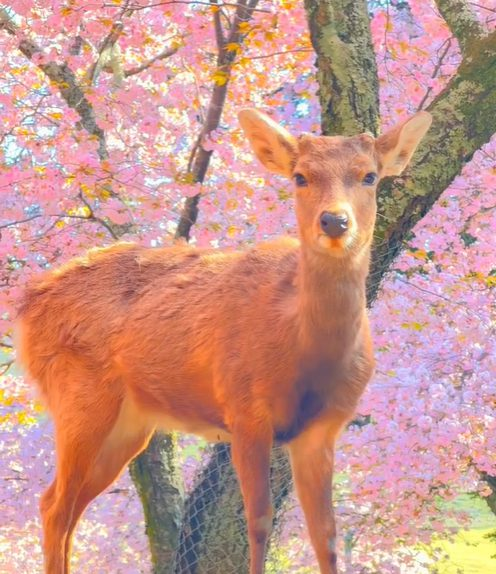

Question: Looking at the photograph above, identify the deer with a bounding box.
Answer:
[17,107,431,574]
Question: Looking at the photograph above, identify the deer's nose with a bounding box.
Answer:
[320,211,349,238]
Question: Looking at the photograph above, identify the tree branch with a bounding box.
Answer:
[124,43,182,77]
[85,21,125,88]
[369,29,496,302]
[11,32,109,160]
[174,0,260,240]
[416,38,453,111]
[211,0,226,50]
[435,0,486,55]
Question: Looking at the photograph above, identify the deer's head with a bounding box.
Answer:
[239,109,431,260]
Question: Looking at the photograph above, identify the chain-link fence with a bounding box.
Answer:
[133,437,305,574]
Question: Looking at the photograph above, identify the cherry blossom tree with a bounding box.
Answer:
[0,0,495,573]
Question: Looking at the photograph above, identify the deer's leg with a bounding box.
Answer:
[40,479,57,517]
[231,418,273,574]
[40,378,124,574]
[63,425,154,569]
[41,428,106,574]
[288,412,350,574]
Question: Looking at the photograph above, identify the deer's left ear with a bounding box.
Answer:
[376,112,432,177]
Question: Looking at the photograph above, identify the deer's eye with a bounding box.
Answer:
[362,172,378,186]
[294,173,308,187]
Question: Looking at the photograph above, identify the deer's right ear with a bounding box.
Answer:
[238,109,297,177]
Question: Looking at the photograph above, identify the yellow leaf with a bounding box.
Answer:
[412,249,427,260]
[238,22,251,33]
[401,322,424,331]
[212,70,228,86]
[227,225,238,238]
[17,411,36,425]
[65,174,75,186]
[225,43,241,53]
[11,67,27,75]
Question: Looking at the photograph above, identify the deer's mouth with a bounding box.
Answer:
[316,232,356,257]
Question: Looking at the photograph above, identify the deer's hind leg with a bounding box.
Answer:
[63,397,154,569]
[40,367,151,574]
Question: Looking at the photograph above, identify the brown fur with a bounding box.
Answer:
[17,109,431,574]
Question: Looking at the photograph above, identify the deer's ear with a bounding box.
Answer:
[376,112,432,177]
[238,109,297,177]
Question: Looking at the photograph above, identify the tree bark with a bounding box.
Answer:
[304,0,380,136]
[129,434,185,574]
[173,446,292,574]
[481,473,496,516]
[435,0,485,55]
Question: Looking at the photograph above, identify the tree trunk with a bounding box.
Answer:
[369,29,496,301]
[481,472,496,516]
[129,434,184,574]
[304,0,380,137]
[173,446,292,574]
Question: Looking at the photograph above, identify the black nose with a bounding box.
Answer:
[320,211,349,238]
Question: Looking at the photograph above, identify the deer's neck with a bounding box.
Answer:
[296,246,370,361]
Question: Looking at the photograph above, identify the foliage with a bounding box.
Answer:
[0,0,495,572]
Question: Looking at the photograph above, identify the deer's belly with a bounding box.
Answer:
[154,413,232,443]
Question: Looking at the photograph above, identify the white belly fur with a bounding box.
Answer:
[107,395,232,447]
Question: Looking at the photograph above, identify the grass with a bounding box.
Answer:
[430,495,496,573]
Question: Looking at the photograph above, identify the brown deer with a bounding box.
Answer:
[17,108,431,574]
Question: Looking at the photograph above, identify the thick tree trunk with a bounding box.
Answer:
[173,446,292,574]
[129,434,184,574]
[304,0,380,136]
[481,473,496,516]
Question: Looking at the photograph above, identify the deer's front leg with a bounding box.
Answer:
[231,418,273,574]
[288,412,350,574]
